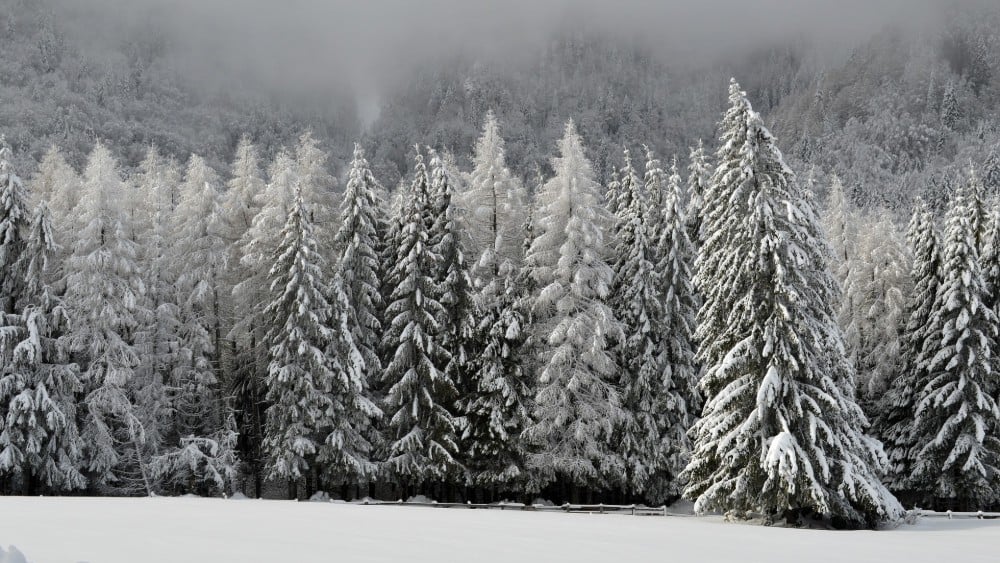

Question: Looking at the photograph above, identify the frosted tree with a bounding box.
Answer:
[908,167,1000,510]
[608,147,662,496]
[873,199,940,494]
[381,149,461,490]
[220,137,267,493]
[129,146,180,482]
[0,141,29,317]
[983,144,1000,197]
[823,175,855,292]
[0,203,85,493]
[464,111,526,288]
[61,142,148,491]
[169,155,227,440]
[650,155,701,502]
[294,131,337,252]
[686,140,710,245]
[28,145,79,259]
[261,186,338,496]
[982,200,1000,315]
[683,81,902,528]
[842,215,911,413]
[523,121,625,494]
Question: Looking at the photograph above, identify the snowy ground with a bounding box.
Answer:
[1,497,998,563]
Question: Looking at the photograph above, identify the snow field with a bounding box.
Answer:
[1,497,999,563]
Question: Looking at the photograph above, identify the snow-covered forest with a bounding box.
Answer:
[3,0,1000,533]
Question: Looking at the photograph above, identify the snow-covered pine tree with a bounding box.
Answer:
[873,198,940,495]
[609,147,662,498]
[682,80,902,528]
[61,142,149,493]
[0,202,85,494]
[381,149,461,493]
[686,140,710,246]
[294,131,337,252]
[983,143,1000,198]
[982,199,1000,316]
[908,166,1000,510]
[649,155,700,504]
[0,140,29,317]
[523,121,625,495]
[428,149,478,433]
[823,175,855,293]
[326,142,387,489]
[261,184,339,497]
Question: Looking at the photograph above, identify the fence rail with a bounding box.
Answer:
[359,499,689,516]
[357,500,1000,521]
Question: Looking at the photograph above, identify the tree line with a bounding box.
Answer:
[2,79,999,529]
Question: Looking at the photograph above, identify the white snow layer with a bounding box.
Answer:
[1,497,998,563]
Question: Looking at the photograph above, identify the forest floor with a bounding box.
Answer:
[0,496,997,562]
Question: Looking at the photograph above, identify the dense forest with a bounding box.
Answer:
[2,0,1000,531]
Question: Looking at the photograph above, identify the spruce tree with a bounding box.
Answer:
[651,155,700,503]
[683,80,901,528]
[908,167,1000,510]
[686,140,710,246]
[261,185,338,495]
[609,147,662,498]
[0,140,29,317]
[873,198,940,494]
[381,149,461,491]
[523,121,624,494]
[0,203,86,493]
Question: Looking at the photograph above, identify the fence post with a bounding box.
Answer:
[978,510,984,520]
[599,503,604,514]
[631,504,635,516]
[662,505,667,517]
[947,510,952,520]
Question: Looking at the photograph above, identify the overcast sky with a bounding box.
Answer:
[51,0,957,102]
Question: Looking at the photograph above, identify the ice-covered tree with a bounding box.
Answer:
[683,80,902,528]
[686,140,710,245]
[908,167,1000,510]
[28,145,79,258]
[0,203,85,493]
[983,144,1000,197]
[169,155,227,440]
[842,215,911,413]
[294,131,337,251]
[873,199,940,494]
[220,137,267,493]
[463,111,526,286]
[523,121,625,493]
[381,150,461,489]
[61,142,148,491]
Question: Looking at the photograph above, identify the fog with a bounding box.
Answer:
[48,0,964,108]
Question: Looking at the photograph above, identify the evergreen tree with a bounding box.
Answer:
[61,142,148,491]
[873,198,940,494]
[686,140,710,246]
[28,145,79,260]
[984,144,1000,198]
[609,147,663,498]
[0,203,85,493]
[221,137,268,494]
[651,155,700,503]
[381,149,461,490]
[0,140,29,316]
[909,167,1000,510]
[261,186,339,494]
[683,80,901,528]
[523,121,625,494]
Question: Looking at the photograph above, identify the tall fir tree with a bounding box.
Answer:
[0,140,29,317]
[523,121,625,494]
[381,149,461,491]
[686,140,710,246]
[908,167,1000,510]
[683,80,901,528]
[873,198,940,494]
[0,203,85,494]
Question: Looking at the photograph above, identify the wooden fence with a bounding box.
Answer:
[359,499,688,516]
